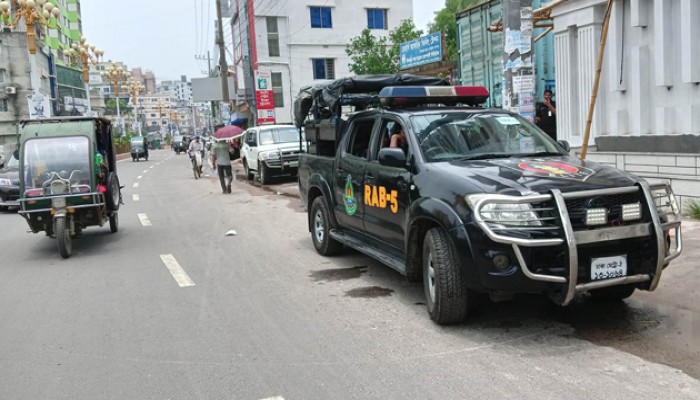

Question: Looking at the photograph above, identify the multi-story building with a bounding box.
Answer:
[229,0,412,125]
[45,0,83,65]
[0,33,53,158]
[175,77,193,104]
[136,95,177,133]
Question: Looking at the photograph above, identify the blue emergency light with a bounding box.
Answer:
[378,86,490,107]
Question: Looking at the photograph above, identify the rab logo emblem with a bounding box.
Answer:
[343,175,357,215]
[517,161,595,181]
[519,161,579,175]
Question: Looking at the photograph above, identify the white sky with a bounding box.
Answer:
[80,0,445,83]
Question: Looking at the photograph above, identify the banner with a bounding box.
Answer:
[254,70,276,124]
[28,93,52,119]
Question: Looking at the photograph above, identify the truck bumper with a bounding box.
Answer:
[461,182,682,305]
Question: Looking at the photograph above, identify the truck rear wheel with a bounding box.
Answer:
[310,197,342,256]
[422,227,469,324]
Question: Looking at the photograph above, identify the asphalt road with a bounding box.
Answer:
[1,149,699,400]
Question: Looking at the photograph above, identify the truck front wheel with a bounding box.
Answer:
[310,197,342,256]
[422,227,469,324]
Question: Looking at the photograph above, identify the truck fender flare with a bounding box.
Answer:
[406,197,478,282]
[306,173,339,231]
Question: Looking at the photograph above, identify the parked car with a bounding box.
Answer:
[0,151,20,211]
[240,124,306,184]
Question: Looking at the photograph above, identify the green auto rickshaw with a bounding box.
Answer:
[130,135,149,161]
[18,117,122,258]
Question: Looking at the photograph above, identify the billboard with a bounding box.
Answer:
[399,32,443,70]
[191,77,236,102]
[28,93,52,119]
[254,70,276,124]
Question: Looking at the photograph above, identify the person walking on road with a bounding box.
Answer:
[211,139,234,194]
[188,135,205,175]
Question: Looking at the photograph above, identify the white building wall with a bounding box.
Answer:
[240,0,412,125]
[552,0,700,147]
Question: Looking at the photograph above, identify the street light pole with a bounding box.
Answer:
[102,63,130,135]
[64,37,103,115]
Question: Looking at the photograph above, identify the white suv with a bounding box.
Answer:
[240,125,306,184]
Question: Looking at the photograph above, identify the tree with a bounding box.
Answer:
[346,20,423,75]
[427,0,467,63]
[104,98,131,116]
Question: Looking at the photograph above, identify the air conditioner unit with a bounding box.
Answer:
[5,86,16,95]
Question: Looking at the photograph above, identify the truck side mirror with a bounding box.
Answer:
[378,148,407,168]
[557,140,571,152]
[13,149,19,160]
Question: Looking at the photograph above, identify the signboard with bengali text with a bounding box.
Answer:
[399,32,443,70]
[254,70,276,124]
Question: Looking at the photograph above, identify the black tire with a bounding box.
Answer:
[105,172,120,211]
[55,216,72,259]
[589,284,636,301]
[259,161,270,185]
[422,227,469,324]
[310,197,342,256]
[109,212,119,233]
[244,159,254,180]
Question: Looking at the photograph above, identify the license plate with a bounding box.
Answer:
[590,255,627,281]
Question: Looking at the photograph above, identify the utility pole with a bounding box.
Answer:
[195,51,212,76]
[502,0,536,123]
[215,0,230,127]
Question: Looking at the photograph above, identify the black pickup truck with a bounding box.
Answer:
[296,76,682,325]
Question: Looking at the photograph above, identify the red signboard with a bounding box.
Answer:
[254,70,276,124]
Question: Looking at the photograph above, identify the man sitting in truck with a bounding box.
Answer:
[389,124,408,154]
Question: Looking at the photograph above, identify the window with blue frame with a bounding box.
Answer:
[310,6,332,28]
[312,59,335,80]
[367,9,387,30]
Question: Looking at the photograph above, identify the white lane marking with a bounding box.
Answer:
[137,175,142,179]
[132,182,139,188]
[138,213,152,226]
[259,397,285,400]
[132,194,140,202]
[159,254,195,287]
[142,169,148,173]
[150,166,154,169]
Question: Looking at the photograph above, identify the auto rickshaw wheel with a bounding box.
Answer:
[105,172,120,211]
[55,216,72,259]
[109,212,119,233]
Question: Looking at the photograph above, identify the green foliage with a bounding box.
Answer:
[104,99,131,116]
[346,20,423,75]
[427,0,464,63]
[685,200,700,219]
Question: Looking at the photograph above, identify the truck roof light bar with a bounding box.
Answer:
[378,86,490,107]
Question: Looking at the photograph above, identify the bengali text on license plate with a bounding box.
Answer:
[591,255,627,280]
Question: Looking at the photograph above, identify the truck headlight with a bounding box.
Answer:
[467,194,542,226]
[259,151,280,161]
[0,178,11,186]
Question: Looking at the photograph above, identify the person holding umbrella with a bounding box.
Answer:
[211,139,234,194]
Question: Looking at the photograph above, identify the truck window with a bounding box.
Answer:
[346,119,375,159]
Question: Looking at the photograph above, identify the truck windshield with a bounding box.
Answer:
[411,113,564,162]
[259,127,301,145]
[23,137,91,189]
